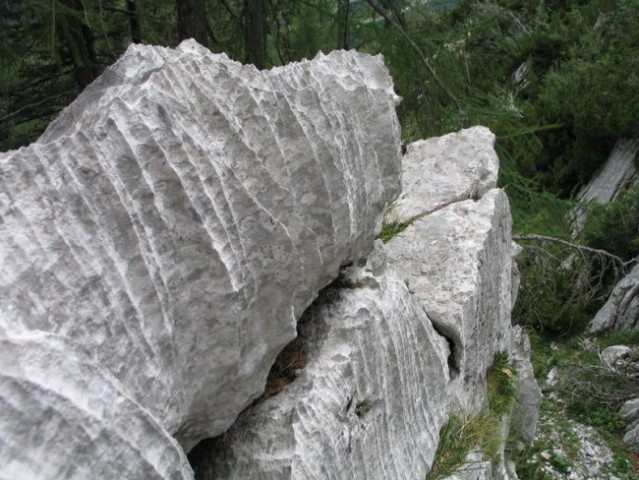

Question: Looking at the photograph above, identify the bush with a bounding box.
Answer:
[582,183,639,262]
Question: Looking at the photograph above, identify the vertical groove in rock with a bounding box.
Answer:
[0,40,401,478]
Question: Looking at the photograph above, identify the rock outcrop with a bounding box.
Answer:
[588,262,639,333]
[577,139,639,334]
[571,138,638,236]
[189,127,540,479]
[0,40,401,478]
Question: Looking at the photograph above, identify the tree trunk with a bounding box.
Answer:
[177,0,209,46]
[126,0,142,44]
[58,0,100,90]
[244,0,268,69]
[336,0,350,50]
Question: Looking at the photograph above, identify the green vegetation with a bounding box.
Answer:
[583,183,639,262]
[512,332,639,479]
[378,218,409,243]
[355,399,372,418]
[487,352,517,417]
[427,353,517,479]
[427,412,503,480]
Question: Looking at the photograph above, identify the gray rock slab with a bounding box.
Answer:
[623,421,639,453]
[571,138,638,236]
[191,250,451,480]
[390,126,499,223]
[386,188,515,411]
[589,261,639,333]
[0,40,401,478]
[510,326,542,446]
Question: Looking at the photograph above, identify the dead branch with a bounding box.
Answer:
[513,233,633,274]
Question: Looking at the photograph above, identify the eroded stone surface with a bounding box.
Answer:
[571,138,638,236]
[191,249,451,479]
[386,188,515,411]
[194,129,535,480]
[589,262,639,333]
[389,126,499,223]
[0,40,401,478]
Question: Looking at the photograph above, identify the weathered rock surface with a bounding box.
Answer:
[571,138,638,236]
[191,128,536,479]
[191,245,451,479]
[588,262,639,333]
[510,327,542,446]
[0,40,401,478]
[600,345,632,369]
[618,373,639,453]
[389,126,499,222]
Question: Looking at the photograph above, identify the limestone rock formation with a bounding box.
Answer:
[0,40,401,479]
[190,128,538,479]
[389,126,499,222]
[588,262,639,333]
[571,138,638,236]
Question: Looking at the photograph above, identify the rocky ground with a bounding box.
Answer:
[515,336,639,480]
[521,406,631,479]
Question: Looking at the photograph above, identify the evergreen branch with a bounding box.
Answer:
[363,0,465,118]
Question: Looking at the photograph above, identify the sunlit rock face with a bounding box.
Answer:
[0,40,401,479]
[190,128,536,480]
[579,139,639,334]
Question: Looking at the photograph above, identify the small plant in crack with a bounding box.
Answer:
[355,399,372,418]
[378,219,409,243]
[378,202,409,244]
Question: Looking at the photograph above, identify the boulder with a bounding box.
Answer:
[571,138,638,236]
[0,40,401,478]
[190,244,451,479]
[588,262,639,333]
[620,398,639,423]
[191,128,536,479]
[389,125,499,222]
[600,345,632,370]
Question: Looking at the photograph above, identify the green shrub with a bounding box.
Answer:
[582,183,639,262]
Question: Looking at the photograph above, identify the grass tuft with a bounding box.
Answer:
[427,353,517,479]
[378,219,409,243]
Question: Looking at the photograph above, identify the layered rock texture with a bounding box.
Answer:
[0,38,538,480]
[0,40,402,478]
[189,127,540,479]
[571,138,638,236]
